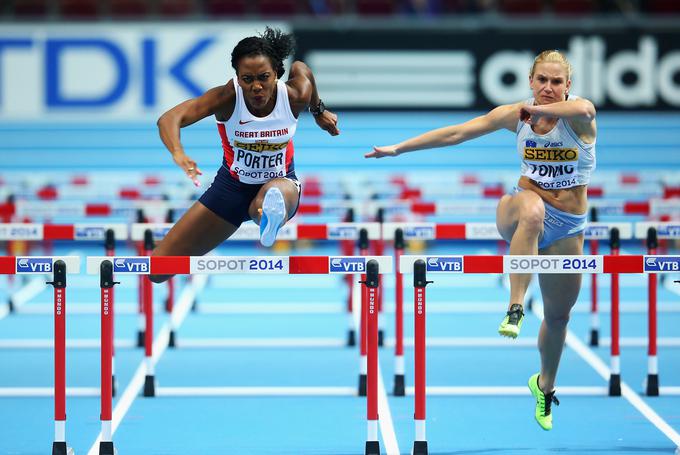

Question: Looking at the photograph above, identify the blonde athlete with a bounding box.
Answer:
[365,50,596,431]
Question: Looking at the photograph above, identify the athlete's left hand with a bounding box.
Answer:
[520,105,547,125]
[314,110,340,136]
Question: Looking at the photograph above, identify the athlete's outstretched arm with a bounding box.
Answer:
[157,83,234,185]
[365,103,522,159]
[286,61,339,136]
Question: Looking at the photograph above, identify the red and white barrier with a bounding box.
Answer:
[88,255,390,455]
[4,197,680,221]
[0,257,80,455]
[399,254,680,453]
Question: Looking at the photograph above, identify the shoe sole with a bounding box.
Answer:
[498,326,520,338]
[260,187,285,247]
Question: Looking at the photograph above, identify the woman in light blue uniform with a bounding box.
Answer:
[365,50,596,431]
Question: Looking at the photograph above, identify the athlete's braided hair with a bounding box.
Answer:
[231,27,295,78]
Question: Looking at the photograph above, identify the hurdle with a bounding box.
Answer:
[86,255,390,455]
[0,256,81,455]
[130,221,382,351]
[399,253,680,454]
[0,223,127,313]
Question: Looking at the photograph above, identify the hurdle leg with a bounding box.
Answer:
[167,278,176,348]
[589,239,599,346]
[142,274,156,397]
[358,229,370,396]
[364,260,380,455]
[105,229,117,397]
[393,229,406,396]
[359,271,368,397]
[372,238,385,347]
[142,229,156,396]
[609,231,621,396]
[342,239,356,346]
[48,261,74,455]
[647,230,659,396]
[413,259,430,455]
[100,260,117,454]
[136,275,145,347]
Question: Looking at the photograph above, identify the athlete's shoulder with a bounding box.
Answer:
[212,80,237,120]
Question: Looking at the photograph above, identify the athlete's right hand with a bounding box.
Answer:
[173,153,203,187]
[365,145,399,159]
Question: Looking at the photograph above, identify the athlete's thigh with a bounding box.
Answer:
[153,201,239,257]
[248,177,300,221]
[538,234,585,318]
[495,190,544,242]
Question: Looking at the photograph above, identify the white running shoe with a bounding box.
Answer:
[259,187,286,247]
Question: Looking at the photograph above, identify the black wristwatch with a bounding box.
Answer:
[309,99,325,116]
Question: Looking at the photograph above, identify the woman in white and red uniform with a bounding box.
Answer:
[151,27,338,280]
[366,50,597,432]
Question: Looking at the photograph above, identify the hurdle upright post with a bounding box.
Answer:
[374,208,385,347]
[589,207,600,346]
[136,209,147,347]
[646,227,659,396]
[364,259,381,455]
[142,229,156,397]
[393,228,406,396]
[48,260,73,455]
[413,259,431,455]
[104,229,117,397]
[165,208,175,316]
[99,260,118,455]
[609,227,622,396]
[358,228,370,396]
[343,207,356,346]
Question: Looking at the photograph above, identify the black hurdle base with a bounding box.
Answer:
[8,298,14,313]
[359,374,367,396]
[168,330,176,348]
[347,329,356,347]
[609,374,621,396]
[112,374,117,397]
[52,441,71,455]
[143,375,156,397]
[413,440,429,455]
[589,329,599,347]
[365,440,381,455]
[378,329,384,347]
[646,374,659,396]
[136,330,145,348]
[99,441,115,455]
[393,374,405,396]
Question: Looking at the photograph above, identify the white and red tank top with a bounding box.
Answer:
[216,77,298,184]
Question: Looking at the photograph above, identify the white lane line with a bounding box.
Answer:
[6,335,680,350]
[350,274,399,455]
[529,300,680,450]
[377,364,399,455]
[566,329,680,449]
[8,276,46,311]
[0,387,100,397]
[86,275,206,455]
[156,386,356,397]
[405,386,608,395]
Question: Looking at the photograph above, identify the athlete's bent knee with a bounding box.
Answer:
[517,202,544,234]
[543,314,570,329]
